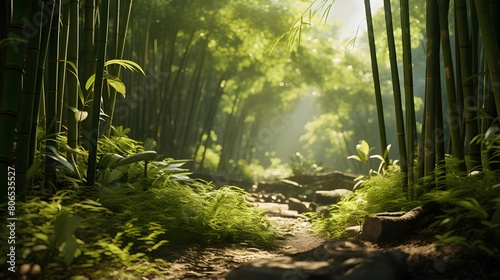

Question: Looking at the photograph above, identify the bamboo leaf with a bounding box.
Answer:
[46,146,76,173]
[111,151,158,168]
[347,155,361,162]
[104,59,145,75]
[54,214,81,244]
[106,76,126,95]
[455,198,488,218]
[74,110,88,122]
[33,233,50,244]
[85,74,96,90]
[144,138,157,150]
[98,153,124,169]
[62,237,79,266]
[26,159,43,182]
[370,155,385,162]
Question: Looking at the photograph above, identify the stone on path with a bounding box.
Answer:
[314,189,353,205]
[226,240,408,280]
[288,197,309,214]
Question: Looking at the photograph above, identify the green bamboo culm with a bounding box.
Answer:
[81,0,96,150]
[382,0,408,191]
[0,0,32,203]
[400,0,417,186]
[455,0,481,171]
[104,0,133,136]
[363,0,388,171]
[16,0,43,198]
[87,0,110,186]
[435,71,445,166]
[29,1,55,170]
[474,0,500,124]
[423,0,439,181]
[57,1,70,135]
[66,0,80,161]
[438,0,466,172]
[45,0,62,192]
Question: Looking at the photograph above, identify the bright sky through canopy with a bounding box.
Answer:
[328,0,384,38]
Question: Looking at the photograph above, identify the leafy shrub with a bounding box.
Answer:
[289,152,326,176]
[98,176,277,248]
[308,155,500,259]
[0,190,167,279]
[308,170,420,239]
[424,166,500,258]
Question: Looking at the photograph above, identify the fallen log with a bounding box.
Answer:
[361,203,440,241]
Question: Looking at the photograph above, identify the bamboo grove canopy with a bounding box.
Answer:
[1,0,500,203]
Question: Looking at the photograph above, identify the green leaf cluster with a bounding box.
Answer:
[308,157,500,259]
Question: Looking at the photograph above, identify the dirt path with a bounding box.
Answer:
[154,202,500,280]
[154,202,324,279]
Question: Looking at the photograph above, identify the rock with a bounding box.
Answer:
[314,189,353,205]
[316,205,331,217]
[257,181,302,195]
[226,240,408,280]
[288,197,309,214]
[286,171,359,190]
[308,201,318,212]
[245,195,257,202]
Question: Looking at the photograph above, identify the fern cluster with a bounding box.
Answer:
[2,128,276,278]
[308,157,500,259]
[307,171,419,239]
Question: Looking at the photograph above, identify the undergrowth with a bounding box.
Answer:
[1,131,276,279]
[307,171,422,239]
[307,157,500,259]
[98,181,276,248]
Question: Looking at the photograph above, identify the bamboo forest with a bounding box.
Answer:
[1,0,500,279]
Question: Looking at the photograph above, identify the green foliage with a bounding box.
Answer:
[289,152,326,176]
[348,140,392,175]
[98,162,277,248]
[238,157,293,182]
[347,140,373,164]
[309,155,500,258]
[308,170,419,239]
[85,59,144,95]
[348,140,394,189]
[423,164,500,258]
[0,190,166,278]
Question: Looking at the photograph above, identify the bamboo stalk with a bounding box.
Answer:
[16,0,43,198]
[455,0,481,170]
[29,1,55,168]
[103,0,133,136]
[364,0,388,171]
[81,0,96,149]
[45,0,62,191]
[474,0,500,121]
[423,0,439,179]
[87,0,110,186]
[400,0,416,186]
[0,0,32,203]
[57,1,70,134]
[438,0,466,172]
[67,0,80,157]
[383,0,408,191]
